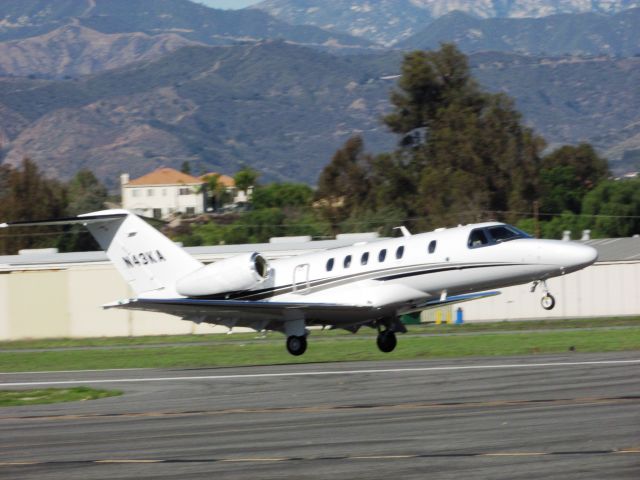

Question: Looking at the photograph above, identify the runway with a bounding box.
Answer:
[1,352,639,479]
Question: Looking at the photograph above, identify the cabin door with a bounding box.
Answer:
[292,264,311,293]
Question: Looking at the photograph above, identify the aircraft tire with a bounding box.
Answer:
[376,330,397,353]
[541,293,556,310]
[286,335,307,356]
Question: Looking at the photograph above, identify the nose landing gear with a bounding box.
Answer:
[541,293,556,310]
[531,280,556,310]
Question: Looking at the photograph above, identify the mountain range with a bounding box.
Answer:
[0,0,639,188]
[0,0,370,48]
[0,41,399,188]
[1,42,639,188]
[398,8,640,56]
[253,0,640,46]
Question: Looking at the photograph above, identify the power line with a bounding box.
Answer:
[0,210,638,240]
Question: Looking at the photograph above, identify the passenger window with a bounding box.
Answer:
[326,258,334,271]
[361,252,369,265]
[428,240,437,254]
[344,255,352,268]
[378,249,387,262]
[396,246,404,259]
[468,229,489,248]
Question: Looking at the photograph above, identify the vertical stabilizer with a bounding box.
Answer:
[79,210,203,297]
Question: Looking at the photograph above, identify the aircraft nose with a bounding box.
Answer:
[564,243,598,270]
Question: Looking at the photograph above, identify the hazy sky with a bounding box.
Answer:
[192,0,262,9]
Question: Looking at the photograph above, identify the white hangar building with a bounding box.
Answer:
[0,236,638,341]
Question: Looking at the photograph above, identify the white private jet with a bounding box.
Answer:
[1,210,598,355]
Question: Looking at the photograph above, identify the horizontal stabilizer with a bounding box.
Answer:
[0,211,128,228]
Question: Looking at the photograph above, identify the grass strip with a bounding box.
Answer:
[0,387,122,407]
[1,317,639,351]
[0,328,638,373]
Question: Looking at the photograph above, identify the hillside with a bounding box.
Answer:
[398,9,640,56]
[254,0,640,46]
[1,44,639,188]
[0,24,202,78]
[0,42,400,188]
[0,0,370,49]
[470,53,640,169]
[252,0,430,46]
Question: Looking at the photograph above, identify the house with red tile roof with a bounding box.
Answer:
[121,167,205,219]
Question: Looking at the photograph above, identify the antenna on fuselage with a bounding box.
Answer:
[394,226,412,237]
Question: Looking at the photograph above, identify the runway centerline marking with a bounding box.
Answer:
[1,359,639,388]
[2,448,639,468]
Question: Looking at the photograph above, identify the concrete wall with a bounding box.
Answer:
[0,263,222,340]
[0,260,638,340]
[460,261,640,321]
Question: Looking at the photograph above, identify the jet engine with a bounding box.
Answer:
[176,252,270,297]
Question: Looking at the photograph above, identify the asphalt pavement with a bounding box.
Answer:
[1,352,639,479]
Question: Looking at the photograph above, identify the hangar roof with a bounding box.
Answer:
[0,236,638,270]
[583,237,640,262]
[0,236,382,269]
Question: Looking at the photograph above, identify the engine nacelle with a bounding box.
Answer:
[176,252,269,297]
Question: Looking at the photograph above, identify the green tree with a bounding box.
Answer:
[181,161,191,175]
[60,170,108,252]
[380,44,544,228]
[66,170,108,215]
[384,44,480,143]
[202,173,232,210]
[516,213,588,240]
[0,158,67,254]
[315,136,373,228]
[581,178,640,237]
[539,144,609,215]
[234,167,260,193]
[224,208,286,244]
[252,183,313,209]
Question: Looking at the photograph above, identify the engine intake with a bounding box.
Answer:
[176,252,269,297]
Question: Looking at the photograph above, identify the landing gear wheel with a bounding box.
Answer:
[286,335,307,356]
[376,330,397,353]
[541,293,556,310]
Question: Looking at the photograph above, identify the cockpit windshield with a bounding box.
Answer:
[468,224,531,248]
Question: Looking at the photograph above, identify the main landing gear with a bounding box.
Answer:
[531,280,556,310]
[375,318,405,353]
[286,335,307,356]
[376,330,397,353]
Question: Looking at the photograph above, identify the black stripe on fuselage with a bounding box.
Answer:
[375,264,514,281]
[190,262,522,302]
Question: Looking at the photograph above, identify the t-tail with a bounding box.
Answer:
[1,209,203,298]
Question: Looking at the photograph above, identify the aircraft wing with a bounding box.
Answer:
[104,298,381,330]
[401,291,501,315]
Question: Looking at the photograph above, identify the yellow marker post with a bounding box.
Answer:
[435,310,442,325]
